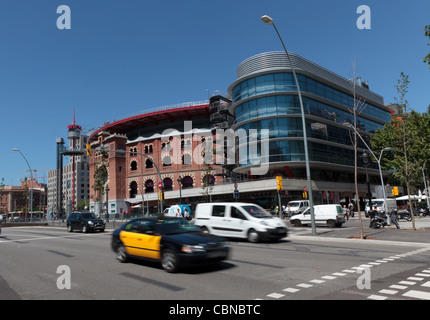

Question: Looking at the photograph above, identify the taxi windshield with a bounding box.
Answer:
[156,218,201,235]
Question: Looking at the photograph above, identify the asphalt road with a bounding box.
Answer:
[1,220,429,302]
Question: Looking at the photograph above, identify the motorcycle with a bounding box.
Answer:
[419,207,430,217]
[397,210,412,221]
[369,210,400,229]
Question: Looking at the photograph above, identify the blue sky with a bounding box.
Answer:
[0,0,429,186]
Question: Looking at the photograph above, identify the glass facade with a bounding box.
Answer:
[232,72,391,123]
[231,70,390,171]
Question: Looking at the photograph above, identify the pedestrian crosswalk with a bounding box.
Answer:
[368,268,430,300]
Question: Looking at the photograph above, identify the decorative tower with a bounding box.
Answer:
[63,110,84,209]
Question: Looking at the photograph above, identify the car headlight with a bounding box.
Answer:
[181,245,206,253]
[260,220,269,226]
[88,221,93,225]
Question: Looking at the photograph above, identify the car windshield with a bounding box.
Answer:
[156,218,201,235]
[242,205,273,218]
[81,213,96,219]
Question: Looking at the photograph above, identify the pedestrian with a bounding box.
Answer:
[183,208,191,220]
[348,201,354,218]
[343,205,349,221]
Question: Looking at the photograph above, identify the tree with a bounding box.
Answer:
[91,149,109,214]
[424,25,430,68]
[371,73,430,230]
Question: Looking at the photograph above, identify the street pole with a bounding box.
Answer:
[12,148,34,222]
[261,15,316,235]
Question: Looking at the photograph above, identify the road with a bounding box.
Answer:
[1,221,430,301]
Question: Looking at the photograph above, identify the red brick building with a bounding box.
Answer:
[88,103,223,216]
[0,179,47,217]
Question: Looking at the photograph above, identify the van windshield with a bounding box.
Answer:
[242,205,273,218]
[288,202,300,209]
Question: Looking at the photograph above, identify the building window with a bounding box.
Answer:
[163,178,173,191]
[130,161,137,171]
[129,181,137,198]
[182,176,193,189]
[145,159,153,169]
[145,180,154,193]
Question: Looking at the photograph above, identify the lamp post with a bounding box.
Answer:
[342,124,392,213]
[12,148,34,222]
[361,151,373,215]
[177,176,183,204]
[105,185,110,222]
[261,14,316,235]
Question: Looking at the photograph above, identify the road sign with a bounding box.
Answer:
[158,181,163,190]
[233,189,239,199]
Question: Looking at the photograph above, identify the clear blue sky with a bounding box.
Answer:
[0,0,429,186]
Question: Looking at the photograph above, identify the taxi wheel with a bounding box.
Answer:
[116,244,128,263]
[161,249,179,273]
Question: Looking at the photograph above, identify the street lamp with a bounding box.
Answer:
[105,185,110,222]
[177,176,183,204]
[361,151,372,215]
[342,124,392,213]
[261,14,316,235]
[12,148,34,222]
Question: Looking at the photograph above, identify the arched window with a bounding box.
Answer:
[203,174,215,186]
[163,178,173,191]
[145,159,153,169]
[182,154,192,165]
[130,160,137,171]
[129,181,137,198]
[182,176,193,189]
[145,180,154,193]
[162,155,172,167]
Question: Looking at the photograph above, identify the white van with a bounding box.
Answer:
[364,198,397,217]
[194,202,287,242]
[290,204,345,228]
[287,200,310,215]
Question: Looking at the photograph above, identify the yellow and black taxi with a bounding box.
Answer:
[111,217,230,272]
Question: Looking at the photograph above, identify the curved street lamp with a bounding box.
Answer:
[261,14,316,235]
[12,148,34,222]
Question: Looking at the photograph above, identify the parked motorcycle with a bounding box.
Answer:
[397,210,412,221]
[419,207,430,217]
[369,210,400,229]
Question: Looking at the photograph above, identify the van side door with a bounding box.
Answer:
[228,206,248,238]
[209,205,228,236]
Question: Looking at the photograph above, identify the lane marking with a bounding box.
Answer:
[403,290,430,300]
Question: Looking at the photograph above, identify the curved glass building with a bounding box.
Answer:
[228,51,392,181]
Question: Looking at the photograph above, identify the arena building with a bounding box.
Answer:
[88,52,393,216]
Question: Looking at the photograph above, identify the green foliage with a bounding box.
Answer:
[424,25,430,67]
[371,73,430,193]
[92,149,109,201]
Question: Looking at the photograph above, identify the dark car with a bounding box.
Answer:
[67,212,106,233]
[111,217,230,273]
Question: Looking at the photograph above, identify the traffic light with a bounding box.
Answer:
[159,189,164,200]
[86,144,92,156]
[276,176,283,191]
[303,186,308,199]
[392,186,399,196]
